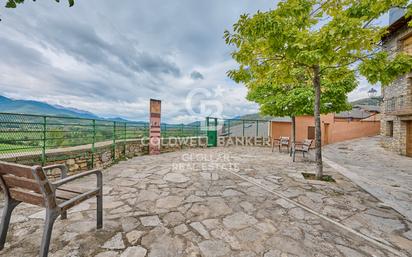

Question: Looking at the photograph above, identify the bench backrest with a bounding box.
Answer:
[0,161,56,208]
[279,137,290,146]
[302,139,313,151]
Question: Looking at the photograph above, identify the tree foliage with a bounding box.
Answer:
[4,0,74,8]
[245,67,356,118]
[1,0,74,21]
[225,0,412,178]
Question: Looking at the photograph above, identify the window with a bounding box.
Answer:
[308,126,315,140]
[399,95,405,109]
[386,121,394,137]
[402,34,412,55]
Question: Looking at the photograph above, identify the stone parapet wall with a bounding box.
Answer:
[0,137,208,176]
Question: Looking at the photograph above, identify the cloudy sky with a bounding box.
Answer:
[0,0,381,123]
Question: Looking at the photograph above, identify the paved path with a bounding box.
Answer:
[0,146,411,256]
[324,136,412,222]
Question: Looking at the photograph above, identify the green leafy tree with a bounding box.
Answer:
[4,0,74,8]
[247,67,356,146]
[225,0,412,179]
[1,0,74,20]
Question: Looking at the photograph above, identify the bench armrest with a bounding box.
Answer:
[43,164,68,179]
[52,169,102,189]
[293,141,304,145]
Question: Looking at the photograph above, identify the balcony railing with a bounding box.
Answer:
[384,95,412,116]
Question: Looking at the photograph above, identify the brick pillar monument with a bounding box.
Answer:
[149,99,161,155]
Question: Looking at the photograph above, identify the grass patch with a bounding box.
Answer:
[0,143,41,154]
[302,172,336,182]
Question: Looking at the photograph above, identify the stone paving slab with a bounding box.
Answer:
[0,146,411,257]
[324,136,412,222]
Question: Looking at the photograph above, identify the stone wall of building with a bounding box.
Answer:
[381,118,402,154]
[381,72,412,154]
[0,137,208,176]
[381,22,412,155]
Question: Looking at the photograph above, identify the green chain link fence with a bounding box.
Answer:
[206,117,270,137]
[205,117,271,147]
[0,112,204,166]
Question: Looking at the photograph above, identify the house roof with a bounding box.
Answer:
[270,117,292,122]
[335,109,374,119]
[353,105,381,113]
[383,15,411,41]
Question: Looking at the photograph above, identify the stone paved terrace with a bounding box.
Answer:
[0,146,411,257]
[324,136,412,222]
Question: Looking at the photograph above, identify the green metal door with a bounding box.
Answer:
[206,117,217,147]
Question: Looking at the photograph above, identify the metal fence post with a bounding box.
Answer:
[112,121,116,161]
[181,123,184,137]
[242,120,245,137]
[123,122,127,156]
[256,120,259,137]
[197,124,200,137]
[228,120,231,136]
[91,119,96,168]
[42,116,47,166]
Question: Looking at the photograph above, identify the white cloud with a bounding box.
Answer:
[0,0,377,123]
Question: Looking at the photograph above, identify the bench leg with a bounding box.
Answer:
[60,211,67,220]
[39,210,58,257]
[0,199,20,250]
[97,193,103,229]
[292,151,296,162]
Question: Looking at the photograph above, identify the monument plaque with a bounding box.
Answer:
[149,99,161,155]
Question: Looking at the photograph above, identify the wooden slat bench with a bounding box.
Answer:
[272,136,290,153]
[291,139,313,162]
[0,162,103,257]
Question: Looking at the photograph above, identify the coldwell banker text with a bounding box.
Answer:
[218,137,271,147]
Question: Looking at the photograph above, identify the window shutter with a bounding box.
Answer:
[403,35,412,55]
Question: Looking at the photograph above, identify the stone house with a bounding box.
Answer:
[381,9,412,157]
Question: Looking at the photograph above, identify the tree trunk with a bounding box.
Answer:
[291,115,296,145]
[313,65,323,179]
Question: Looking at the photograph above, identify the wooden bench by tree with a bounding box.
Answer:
[272,136,290,153]
[0,162,103,257]
[291,139,313,162]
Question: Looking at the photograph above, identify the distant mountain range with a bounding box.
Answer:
[1,95,379,124]
[231,97,380,121]
[350,97,381,106]
[0,95,138,122]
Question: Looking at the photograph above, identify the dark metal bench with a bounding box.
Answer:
[291,139,313,162]
[0,162,103,257]
[272,136,290,153]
